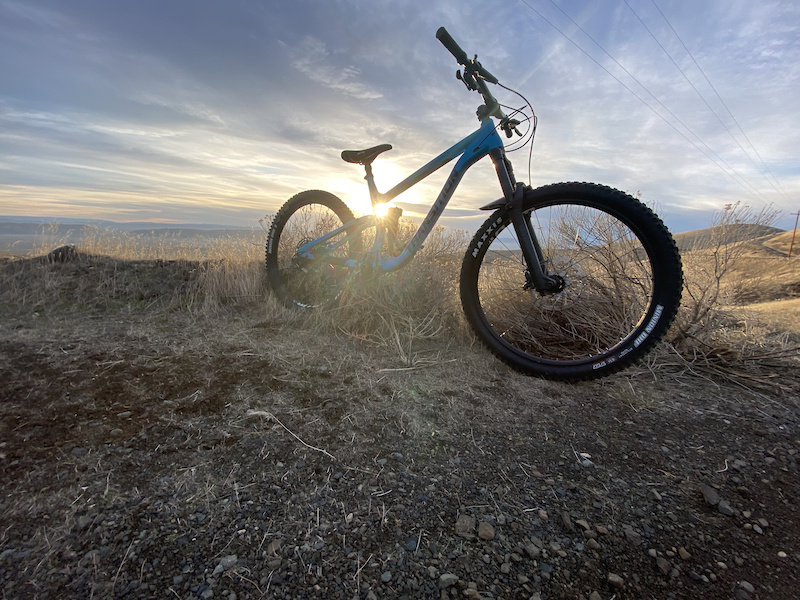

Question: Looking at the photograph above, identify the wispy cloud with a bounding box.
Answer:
[0,0,798,232]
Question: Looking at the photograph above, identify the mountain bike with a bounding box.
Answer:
[266,27,683,381]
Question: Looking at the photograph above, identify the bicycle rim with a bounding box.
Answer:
[269,200,355,308]
[474,202,657,364]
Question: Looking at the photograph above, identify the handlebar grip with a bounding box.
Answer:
[436,27,469,65]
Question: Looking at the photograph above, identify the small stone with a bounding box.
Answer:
[656,557,671,575]
[700,484,720,506]
[439,573,458,589]
[648,548,657,558]
[561,511,574,532]
[589,592,602,600]
[595,525,609,535]
[587,538,601,551]
[381,571,392,583]
[743,510,752,518]
[117,411,132,418]
[538,509,548,521]
[109,428,123,437]
[266,539,282,555]
[739,580,755,593]
[219,555,238,570]
[607,573,624,588]
[678,547,691,561]
[456,514,476,540]
[478,521,495,541]
[500,562,511,574]
[524,543,541,559]
[778,551,787,558]
[757,518,769,528]
[575,519,590,531]
[717,500,735,516]
[623,527,642,546]
[753,524,763,535]
[650,489,663,502]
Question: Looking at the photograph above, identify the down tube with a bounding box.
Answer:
[380,126,504,271]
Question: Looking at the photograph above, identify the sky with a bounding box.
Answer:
[1,0,798,234]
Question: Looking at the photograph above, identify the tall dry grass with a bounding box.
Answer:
[660,203,799,391]
[11,209,798,385]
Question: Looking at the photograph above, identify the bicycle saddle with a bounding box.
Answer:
[341,144,393,165]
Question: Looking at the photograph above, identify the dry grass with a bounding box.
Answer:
[660,204,800,391]
[5,210,799,390]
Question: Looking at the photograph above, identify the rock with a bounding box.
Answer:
[439,573,458,589]
[266,539,282,555]
[587,538,601,551]
[656,557,671,575]
[623,527,642,546]
[753,524,763,535]
[381,571,392,583]
[607,573,624,588]
[537,509,548,521]
[678,547,691,561]
[650,489,663,502]
[575,519,590,531]
[500,562,511,574]
[46,245,78,263]
[589,592,602,600]
[739,580,755,593]
[595,525,609,535]
[523,543,541,559]
[561,511,574,532]
[456,515,476,540]
[477,521,495,541]
[717,500,735,517]
[700,484,720,506]
[117,411,132,418]
[213,554,237,576]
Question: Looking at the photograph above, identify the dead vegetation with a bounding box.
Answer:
[1,213,799,599]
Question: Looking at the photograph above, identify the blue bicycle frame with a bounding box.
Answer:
[296,118,507,272]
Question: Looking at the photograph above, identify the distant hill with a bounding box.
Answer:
[672,224,784,251]
[0,217,256,256]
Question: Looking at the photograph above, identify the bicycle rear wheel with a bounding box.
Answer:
[460,182,682,381]
[266,190,362,308]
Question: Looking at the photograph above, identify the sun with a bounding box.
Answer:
[327,160,425,217]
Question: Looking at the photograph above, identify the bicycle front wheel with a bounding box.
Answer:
[460,182,682,381]
[266,190,362,309]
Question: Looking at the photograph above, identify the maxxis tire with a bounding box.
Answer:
[265,190,360,309]
[460,182,682,381]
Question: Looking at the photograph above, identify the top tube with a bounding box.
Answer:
[379,119,503,204]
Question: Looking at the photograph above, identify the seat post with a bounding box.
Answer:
[363,162,380,204]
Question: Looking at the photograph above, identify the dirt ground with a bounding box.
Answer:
[1,254,798,600]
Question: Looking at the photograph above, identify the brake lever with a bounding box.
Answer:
[501,118,522,138]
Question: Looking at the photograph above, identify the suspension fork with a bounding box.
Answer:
[489,148,561,293]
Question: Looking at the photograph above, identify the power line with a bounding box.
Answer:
[517,0,772,204]
[646,0,789,201]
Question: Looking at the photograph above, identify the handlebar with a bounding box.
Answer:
[435,26,505,122]
[436,27,499,85]
[435,27,469,65]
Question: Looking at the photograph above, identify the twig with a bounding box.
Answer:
[246,410,337,461]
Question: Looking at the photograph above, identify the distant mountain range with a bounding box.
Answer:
[0,216,257,256]
[0,216,250,232]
